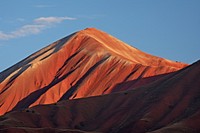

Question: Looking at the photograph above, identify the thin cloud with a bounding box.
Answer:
[0,16,76,40]
[35,17,76,24]
[0,24,45,40]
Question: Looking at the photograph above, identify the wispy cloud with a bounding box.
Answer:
[0,16,76,40]
[34,17,76,24]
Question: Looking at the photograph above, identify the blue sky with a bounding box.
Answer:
[0,0,199,71]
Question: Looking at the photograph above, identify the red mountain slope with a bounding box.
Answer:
[0,60,199,133]
[0,28,187,115]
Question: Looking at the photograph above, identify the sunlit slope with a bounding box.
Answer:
[0,28,187,115]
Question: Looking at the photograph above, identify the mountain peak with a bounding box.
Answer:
[0,28,187,115]
[74,27,187,68]
[82,27,99,32]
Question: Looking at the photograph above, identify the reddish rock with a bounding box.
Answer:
[0,27,194,133]
[0,60,199,133]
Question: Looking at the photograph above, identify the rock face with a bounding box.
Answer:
[0,27,194,133]
[1,60,199,133]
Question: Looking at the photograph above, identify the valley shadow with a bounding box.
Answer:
[110,72,175,93]
[13,71,174,111]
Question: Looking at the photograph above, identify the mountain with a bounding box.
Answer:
[0,28,187,116]
[0,59,200,132]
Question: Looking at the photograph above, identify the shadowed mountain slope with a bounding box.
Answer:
[0,60,199,133]
[0,28,187,115]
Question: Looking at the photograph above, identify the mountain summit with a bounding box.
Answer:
[0,28,187,115]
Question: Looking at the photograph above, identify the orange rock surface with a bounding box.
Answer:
[0,60,199,132]
[0,28,187,118]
